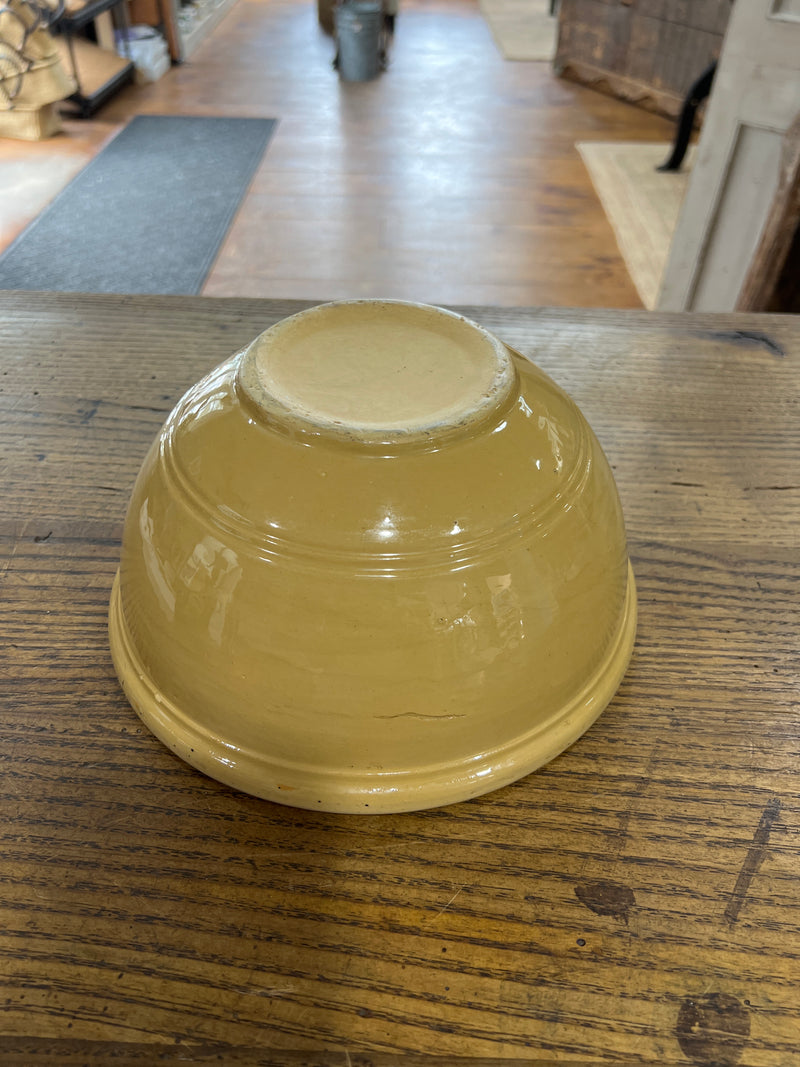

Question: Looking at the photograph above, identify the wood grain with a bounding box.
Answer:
[1,294,799,1063]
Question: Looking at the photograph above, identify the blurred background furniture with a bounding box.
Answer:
[128,0,237,61]
[555,0,731,118]
[658,61,716,172]
[659,0,800,311]
[55,0,134,116]
[0,0,75,138]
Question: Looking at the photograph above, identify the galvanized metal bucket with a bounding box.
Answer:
[335,0,382,82]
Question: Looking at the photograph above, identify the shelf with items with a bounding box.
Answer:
[59,0,127,31]
[54,0,135,116]
[128,0,238,62]
[177,0,237,58]
[55,35,134,116]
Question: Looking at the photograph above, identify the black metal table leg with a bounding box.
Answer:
[658,61,716,172]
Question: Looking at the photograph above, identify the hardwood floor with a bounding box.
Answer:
[2,0,675,306]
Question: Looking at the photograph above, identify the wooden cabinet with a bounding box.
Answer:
[555,0,733,118]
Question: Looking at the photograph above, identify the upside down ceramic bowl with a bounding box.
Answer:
[109,300,636,813]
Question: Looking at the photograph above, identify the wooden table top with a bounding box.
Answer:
[1,292,798,1066]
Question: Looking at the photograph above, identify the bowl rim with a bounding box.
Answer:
[108,565,637,815]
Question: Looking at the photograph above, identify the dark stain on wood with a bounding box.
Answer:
[724,796,782,924]
[574,880,636,923]
[80,399,102,423]
[676,993,750,1066]
[697,329,786,358]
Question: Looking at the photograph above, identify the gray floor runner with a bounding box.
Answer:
[0,115,277,295]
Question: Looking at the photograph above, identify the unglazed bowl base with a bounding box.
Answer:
[108,565,637,814]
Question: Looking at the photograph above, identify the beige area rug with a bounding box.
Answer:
[479,0,557,61]
[577,141,695,310]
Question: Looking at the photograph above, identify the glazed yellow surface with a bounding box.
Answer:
[109,301,636,812]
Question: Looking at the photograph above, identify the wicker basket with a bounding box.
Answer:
[0,101,63,140]
[0,0,75,140]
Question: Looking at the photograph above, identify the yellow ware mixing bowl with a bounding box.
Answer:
[109,300,636,813]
